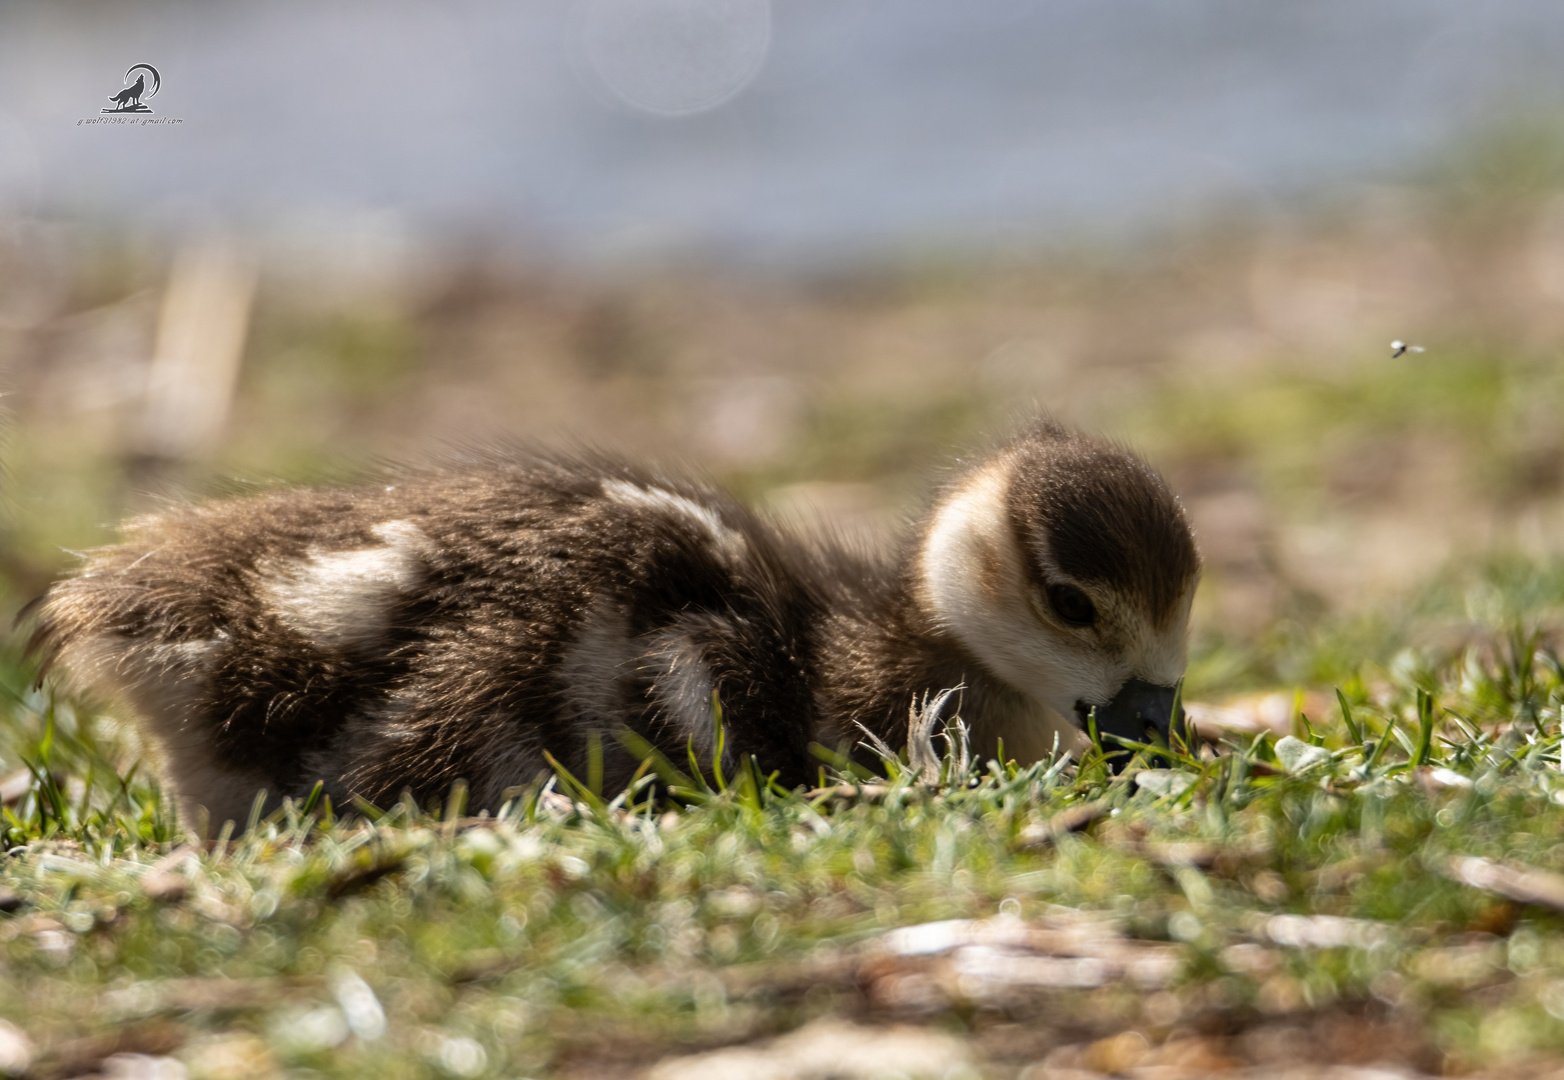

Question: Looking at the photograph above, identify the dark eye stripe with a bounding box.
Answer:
[1047,583,1097,628]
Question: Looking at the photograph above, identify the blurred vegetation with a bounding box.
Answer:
[0,572,1563,1075]
[3,116,1564,621]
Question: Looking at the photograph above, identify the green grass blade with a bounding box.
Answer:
[1337,688,1363,746]
[710,690,727,792]
[1414,688,1436,768]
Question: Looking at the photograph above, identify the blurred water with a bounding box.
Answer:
[2,0,1563,264]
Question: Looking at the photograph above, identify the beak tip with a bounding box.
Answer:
[1077,678,1185,768]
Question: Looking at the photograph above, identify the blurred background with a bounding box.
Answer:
[5,0,1564,691]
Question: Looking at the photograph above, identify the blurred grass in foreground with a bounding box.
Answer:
[0,556,1562,1076]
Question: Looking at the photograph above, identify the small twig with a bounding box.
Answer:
[1441,855,1564,913]
[325,847,408,900]
[446,947,524,984]
[804,783,894,803]
[1015,800,1111,849]
[1133,834,1274,874]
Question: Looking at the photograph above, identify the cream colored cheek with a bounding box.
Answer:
[1023,587,1053,629]
[1138,637,1190,686]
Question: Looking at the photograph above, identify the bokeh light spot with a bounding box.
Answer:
[583,0,771,117]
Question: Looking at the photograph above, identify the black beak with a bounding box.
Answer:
[1075,678,1185,767]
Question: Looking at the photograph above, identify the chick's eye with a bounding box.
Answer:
[1047,584,1096,628]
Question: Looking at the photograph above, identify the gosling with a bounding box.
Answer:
[28,422,1200,828]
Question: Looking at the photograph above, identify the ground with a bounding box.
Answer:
[4,128,1564,1078]
[0,569,1563,1078]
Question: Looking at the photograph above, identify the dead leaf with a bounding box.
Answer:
[0,770,32,806]
[1185,691,1331,741]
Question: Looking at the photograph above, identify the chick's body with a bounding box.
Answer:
[31,425,1200,828]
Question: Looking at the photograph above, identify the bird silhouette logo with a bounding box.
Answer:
[103,64,161,114]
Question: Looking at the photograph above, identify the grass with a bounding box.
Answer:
[0,560,1563,1078]
[1127,343,1564,519]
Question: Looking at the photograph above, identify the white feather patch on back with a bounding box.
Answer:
[258,519,426,651]
[555,604,724,761]
[641,626,721,761]
[601,480,747,564]
[557,604,635,730]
